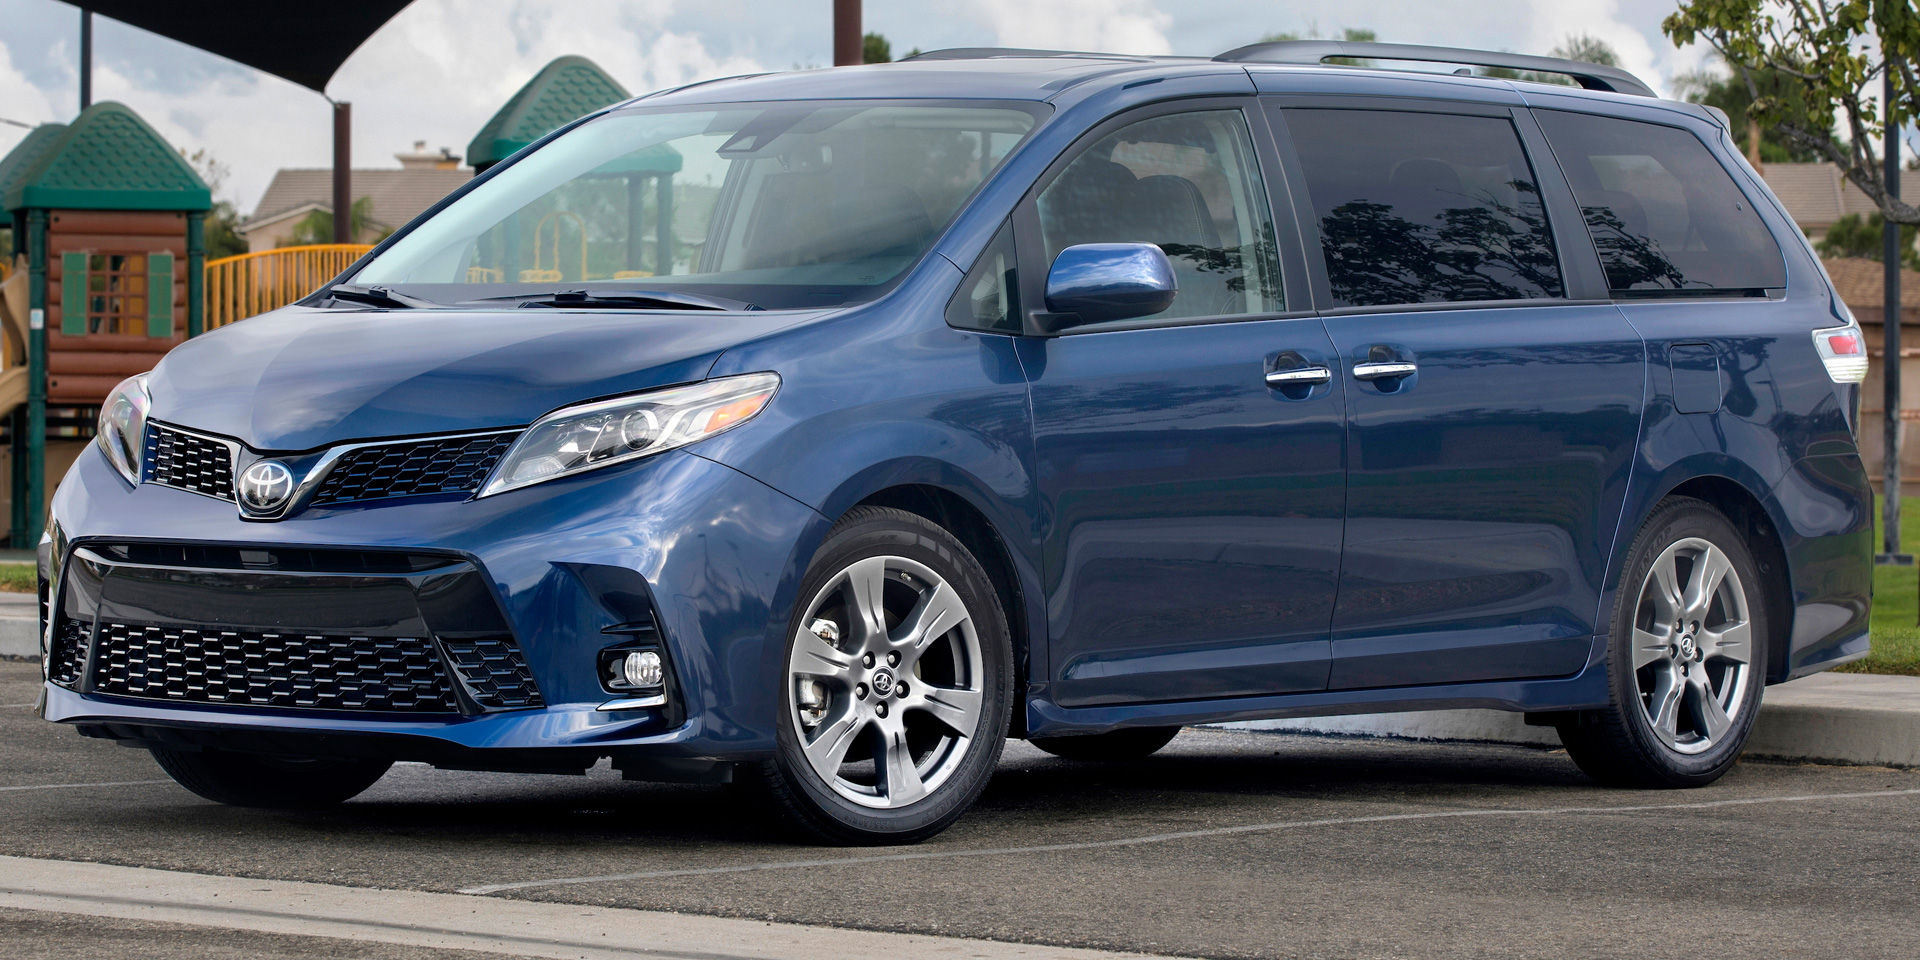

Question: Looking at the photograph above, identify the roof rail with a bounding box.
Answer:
[902,47,1154,62]
[1214,41,1657,98]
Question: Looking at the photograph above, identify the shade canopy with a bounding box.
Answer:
[468,56,633,170]
[3,102,210,212]
[75,1,414,92]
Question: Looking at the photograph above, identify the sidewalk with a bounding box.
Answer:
[1217,671,1920,768]
[0,591,35,659]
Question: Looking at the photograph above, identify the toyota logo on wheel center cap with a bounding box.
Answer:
[238,460,296,512]
[871,669,895,697]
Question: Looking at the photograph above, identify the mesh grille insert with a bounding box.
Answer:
[90,623,460,713]
[48,619,89,687]
[443,637,546,709]
[146,425,235,500]
[310,433,518,506]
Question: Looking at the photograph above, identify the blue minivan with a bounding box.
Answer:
[40,42,1873,844]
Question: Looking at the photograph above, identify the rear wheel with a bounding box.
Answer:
[754,506,1012,845]
[150,748,392,808]
[1557,497,1766,788]
[1029,726,1180,761]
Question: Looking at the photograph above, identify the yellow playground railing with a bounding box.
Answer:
[203,244,375,330]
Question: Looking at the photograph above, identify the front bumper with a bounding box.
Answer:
[41,443,826,767]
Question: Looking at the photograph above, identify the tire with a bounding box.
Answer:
[752,506,1012,845]
[1029,726,1180,761]
[1557,497,1767,788]
[150,748,392,808]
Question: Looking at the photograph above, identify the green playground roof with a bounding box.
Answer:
[468,55,633,170]
[3,102,210,213]
[0,123,69,212]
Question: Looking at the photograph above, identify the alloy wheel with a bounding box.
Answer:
[785,554,985,808]
[1629,536,1753,755]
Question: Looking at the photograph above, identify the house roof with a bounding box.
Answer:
[1823,257,1920,314]
[1762,163,1920,230]
[244,166,472,234]
[467,56,630,169]
[2,102,210,213]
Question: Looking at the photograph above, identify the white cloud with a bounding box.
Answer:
[973,0,1174,56]
[0,38,63,159]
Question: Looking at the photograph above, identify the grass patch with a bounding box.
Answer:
[1834,494,1920,676]
[0,563,32,594]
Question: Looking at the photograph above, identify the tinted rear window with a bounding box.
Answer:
[1533,110,1784,296]
[1285,109,1563,308]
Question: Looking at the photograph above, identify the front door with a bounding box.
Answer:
[1277,103,1646,689]
[1021,104,1346,707]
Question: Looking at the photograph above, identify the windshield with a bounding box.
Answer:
[348,100,1043,310]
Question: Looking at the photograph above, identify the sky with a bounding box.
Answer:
[0,0,1719,215]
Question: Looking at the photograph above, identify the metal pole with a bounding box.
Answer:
[78,10,91,112]
[331,101,352,244]
[1883,69,1912,564]
[185,211,204,337]
[22,210,46,548]
[833,0,862,66]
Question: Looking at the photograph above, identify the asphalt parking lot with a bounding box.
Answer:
[4,660,1918,960]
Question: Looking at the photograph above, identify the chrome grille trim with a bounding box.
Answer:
[144,423,239,501]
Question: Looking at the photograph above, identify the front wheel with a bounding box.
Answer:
[150,748,392,808]
[753,506,1013,845]
[1557,497,1766,788]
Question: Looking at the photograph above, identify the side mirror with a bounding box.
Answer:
[1041,243,1176,330]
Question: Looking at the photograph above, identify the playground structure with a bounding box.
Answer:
[204,244,374,330]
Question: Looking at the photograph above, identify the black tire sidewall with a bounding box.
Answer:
[770,507,1012,842]
[1604,499,1767,783]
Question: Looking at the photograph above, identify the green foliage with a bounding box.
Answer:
[1552,33,1620,66]
[1672,57,1836,163]
[286,195,385,247]
[177,148,250,258]
[1665,0,1920,223]
[0,563,31,594]
[863,32,891,64]
[1260,27,1375,44]
[1841,494,1920,675]
[1815,211,1920,268]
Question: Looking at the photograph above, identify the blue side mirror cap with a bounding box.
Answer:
[1043,243,1177,328]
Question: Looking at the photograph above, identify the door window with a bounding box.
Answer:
[1285,109,1564,307]
[1036,110,1283,321]
[1533,110,1785,295]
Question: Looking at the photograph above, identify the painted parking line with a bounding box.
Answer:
[461,786,1920,894]
[0,855,1170,960]
[0,780,173,793]
[0,703,38,708]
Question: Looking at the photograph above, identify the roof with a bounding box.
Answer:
[467,56,630,169]
[1823,257,1920,313]
[2,102,210,213]
[1762,163,1920,230]
[244,166,472,233]
[0,123,67,209]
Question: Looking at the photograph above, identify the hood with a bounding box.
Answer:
[148,306,816,451]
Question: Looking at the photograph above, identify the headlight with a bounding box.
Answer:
[480,372,780,498]
[96,373,151,486]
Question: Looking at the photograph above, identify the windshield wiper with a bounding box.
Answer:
[321,284,436,309]
[471,290,758,312]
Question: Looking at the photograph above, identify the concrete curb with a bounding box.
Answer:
[0,618,37,659]
[1214,672,1920,768]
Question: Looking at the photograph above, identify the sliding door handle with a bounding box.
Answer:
[1352,361,1418,381]
[1265,366,1332,387]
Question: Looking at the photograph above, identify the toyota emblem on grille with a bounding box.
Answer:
[238,460,296,512]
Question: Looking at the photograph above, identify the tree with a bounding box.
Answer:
[863,32,890,64]
[1817,211,1920,267]
[285,195,384,247]
[1671,58,1836,163]
[1553,33,1621,66]
[1665,0,1920,223]
[179,148,248,259]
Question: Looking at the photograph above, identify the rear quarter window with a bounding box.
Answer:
[1533,110,1785,296]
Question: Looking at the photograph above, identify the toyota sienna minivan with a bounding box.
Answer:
[39,41,1873,844]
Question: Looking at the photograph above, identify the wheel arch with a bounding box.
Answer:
[1659,474,1795,683]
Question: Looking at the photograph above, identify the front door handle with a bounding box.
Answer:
[1352,361,1418,381]
[1265,366,1332,387]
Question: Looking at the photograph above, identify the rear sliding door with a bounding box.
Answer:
[1268,99,1647,689]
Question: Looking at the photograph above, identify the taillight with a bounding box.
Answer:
[1813,323,1869,383]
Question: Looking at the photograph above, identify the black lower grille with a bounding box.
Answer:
[90,623,460,713]
[311,433,518,506]
[443,638,546,709]
[48,619,89,686]
[146,424,235,500]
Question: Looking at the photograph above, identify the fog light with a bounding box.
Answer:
[622,650,664,688]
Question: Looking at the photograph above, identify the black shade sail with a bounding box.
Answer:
[76,1,415,92]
